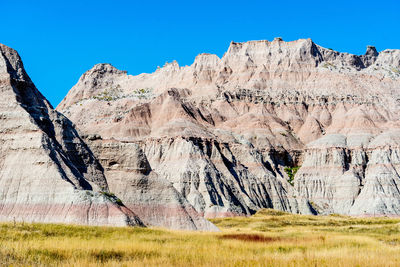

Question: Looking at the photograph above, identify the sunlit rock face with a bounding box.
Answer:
[0,44,145,226]
[58,38,400,217]
[0,43,218,231]
[88,140,219,231]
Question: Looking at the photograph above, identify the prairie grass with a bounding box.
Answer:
[2,209,400,266]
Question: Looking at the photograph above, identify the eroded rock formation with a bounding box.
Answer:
[0,43,217,231]
[0,44,144,226]
[58,38,400,217]
[89,140,217,230]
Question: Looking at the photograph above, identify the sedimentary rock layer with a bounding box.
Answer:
[0,43,217,231]
[0,43,143,226]
[89,140,218,230]
[58,38,400,216]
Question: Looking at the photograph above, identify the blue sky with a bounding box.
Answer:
[0,0,399,106]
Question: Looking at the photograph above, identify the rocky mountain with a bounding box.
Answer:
[0,43,216,231]
[0,44,143,226]
[58,38,400,218]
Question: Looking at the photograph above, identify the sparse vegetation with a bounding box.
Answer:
[322,62,336,69]
[391,67,400,74]
[91,87,153,102]
[284,166,300,185]
[2,210,400,266]
[132,88,152,99]
[93,89,118,102]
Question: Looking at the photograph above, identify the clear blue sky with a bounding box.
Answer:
[1,0,399,106]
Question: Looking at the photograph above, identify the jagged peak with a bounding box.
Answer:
[0,43,18,56]
[89,63,126,74]
[79,63,127,82]
[163,60,179,68]
[155,60,180,73]
[0,43,31,83]
[366,45,379,57]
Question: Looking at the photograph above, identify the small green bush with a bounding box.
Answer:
[284,166,300,186]
[391,68,400,74]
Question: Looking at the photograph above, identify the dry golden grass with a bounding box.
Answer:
[2,209,400,266]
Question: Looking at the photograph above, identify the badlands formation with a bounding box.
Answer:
[58,38,400,218]
[2,37,400,231]
[0,43,216,230]
[0,44,143,227]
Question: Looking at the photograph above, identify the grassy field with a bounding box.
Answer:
[2,210,400,266]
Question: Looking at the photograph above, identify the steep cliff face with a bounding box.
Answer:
[297,132,400,216]
[0,44,143,226]
[58,38,400,216]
